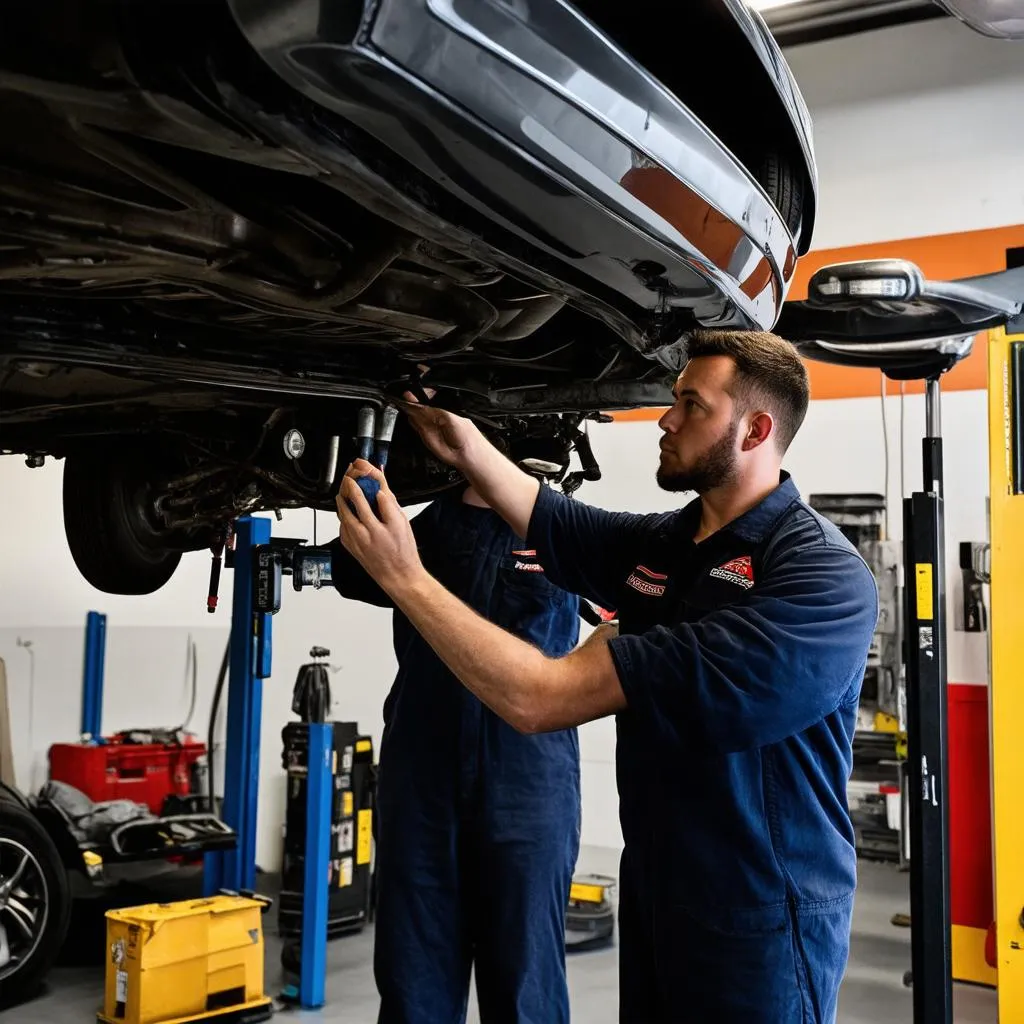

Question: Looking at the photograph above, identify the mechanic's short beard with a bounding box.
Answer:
[657,421,740,494]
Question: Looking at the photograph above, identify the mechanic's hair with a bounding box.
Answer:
[687,330,810,453]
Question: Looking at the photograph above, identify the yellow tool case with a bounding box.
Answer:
[98,894,273,1024]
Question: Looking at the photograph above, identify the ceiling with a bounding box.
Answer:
[751,0,949,46]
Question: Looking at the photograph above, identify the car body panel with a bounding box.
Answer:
[228,0,809,332]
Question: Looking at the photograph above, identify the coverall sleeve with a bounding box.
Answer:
[525,484,651,610]
[328,538,393,608]
[607,543,879,752]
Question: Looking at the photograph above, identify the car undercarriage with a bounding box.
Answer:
[0,0,815,592]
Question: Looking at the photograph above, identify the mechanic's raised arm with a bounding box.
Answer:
[401,395,646,608]
[401,395,540,539]
[335,470,627,734]
[524,485,648,611]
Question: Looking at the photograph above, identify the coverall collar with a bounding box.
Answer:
[721,471,800,545]
[675,472,800,547]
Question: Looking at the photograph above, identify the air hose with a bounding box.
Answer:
[207,638,230,813]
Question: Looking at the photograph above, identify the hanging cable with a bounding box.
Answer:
[206,638,230,813]
[173,636,199,735]
[900,380,906,502]
[880,372,891,539]
[16,638,35,789]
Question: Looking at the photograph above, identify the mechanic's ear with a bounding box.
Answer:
[741,411,774,451]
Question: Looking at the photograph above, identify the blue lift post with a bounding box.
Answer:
[202,514,333,1009]
[301,722,333,1009]
[81,611,107,740]
[204,515,273,895]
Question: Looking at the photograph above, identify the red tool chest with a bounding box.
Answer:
[48,734,207,814]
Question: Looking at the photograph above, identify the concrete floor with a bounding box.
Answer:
[4,855,998,1022]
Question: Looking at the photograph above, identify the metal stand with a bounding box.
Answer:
[300,722,333,1009]
[202,516,333,1010]
[204,515,272,895]
[903,378,953,1024]
[81,610,107,739]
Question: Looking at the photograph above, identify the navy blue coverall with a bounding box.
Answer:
[527,473,878,1023]
[329,489,582,1024]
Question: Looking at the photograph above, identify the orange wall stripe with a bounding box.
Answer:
[612,223,1024,420]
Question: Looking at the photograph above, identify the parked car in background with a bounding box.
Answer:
[0,0,816,599]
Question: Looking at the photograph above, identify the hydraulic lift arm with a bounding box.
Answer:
[781,257,1024,1024]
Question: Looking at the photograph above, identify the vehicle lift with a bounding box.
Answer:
[782,257,1024,1024]
[199,403,398,1011]
[77,512,338,1015]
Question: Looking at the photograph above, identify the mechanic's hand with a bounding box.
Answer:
[336,460,425,596]
[401,390,480,470]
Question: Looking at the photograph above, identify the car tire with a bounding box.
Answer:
[759,148,804,240]
[63,450,182,595]
[0,800,71,1008]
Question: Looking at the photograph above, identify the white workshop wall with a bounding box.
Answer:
[783,16,1024,248]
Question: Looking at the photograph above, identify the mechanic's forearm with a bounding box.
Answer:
[459,428,541,539]
[389,569,560,733]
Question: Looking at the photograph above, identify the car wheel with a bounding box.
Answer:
[758,148,804,240]
[62,449,182,595]
[0,801,71,1008]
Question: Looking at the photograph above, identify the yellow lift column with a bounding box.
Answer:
[988,326,1024,1020]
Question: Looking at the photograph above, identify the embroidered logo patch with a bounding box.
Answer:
[625,565,668,597]
[709,555,755,590]
[511,550,545,573]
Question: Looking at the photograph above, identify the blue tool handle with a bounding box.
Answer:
[345,475,382,519]
[356,475,381,515]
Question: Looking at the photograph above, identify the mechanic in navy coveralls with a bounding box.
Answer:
[328,464,582,1023]
[336,329,879,1023]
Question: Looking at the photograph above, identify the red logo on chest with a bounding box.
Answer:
[709,555,755,590]
[511,550,544,573]
[626,564,668,597]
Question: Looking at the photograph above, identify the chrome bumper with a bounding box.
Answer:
[229,0,800,332]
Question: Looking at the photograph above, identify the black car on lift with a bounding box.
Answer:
[0,0,817,596]
[0,0,818,1005]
